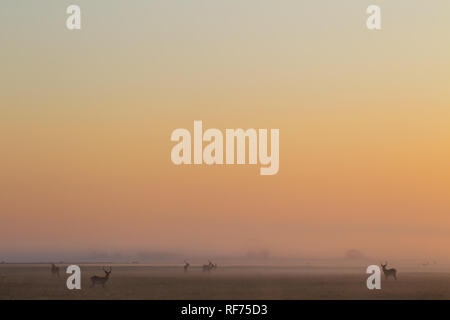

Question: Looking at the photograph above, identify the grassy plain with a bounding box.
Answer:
[1,264,449,299]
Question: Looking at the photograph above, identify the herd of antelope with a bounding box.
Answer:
[47,259,219,289]
[183,260,218,272]
[44,259,400,290]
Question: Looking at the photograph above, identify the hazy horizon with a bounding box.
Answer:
[1,247,448,265]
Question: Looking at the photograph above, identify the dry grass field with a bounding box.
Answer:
[1,264,450,300]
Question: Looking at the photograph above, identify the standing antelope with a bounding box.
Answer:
[203,261,218,272]
[184,260,190,272]
[381,262,397,280]
[90,267,112,287]
[202,261,213,272]
[50,263,60,277]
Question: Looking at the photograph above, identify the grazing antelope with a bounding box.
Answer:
[90,267,112,287]
[184,260,190,272]
[381,262,397,280]
[50,263,60,277]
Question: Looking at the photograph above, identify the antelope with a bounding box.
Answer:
[50,263,60,277]
[381,262,397,280]
[203,261,218,272]
[90,267,112,287]
[184,260,190,272]
[202,261,214,272]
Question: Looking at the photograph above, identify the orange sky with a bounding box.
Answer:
[1,1,450,261]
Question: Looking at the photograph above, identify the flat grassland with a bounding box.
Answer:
[1,264,449,299]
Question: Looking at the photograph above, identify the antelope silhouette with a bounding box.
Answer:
[381,262,397,280]
[184,260,190,272]
[202,261,213,272]
[50,263,60,277]
[90,267,112,287]
[202,261,217,272]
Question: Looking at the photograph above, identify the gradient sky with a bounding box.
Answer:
[1,0,450,261]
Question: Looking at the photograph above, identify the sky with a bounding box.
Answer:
[1,1,450,262]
